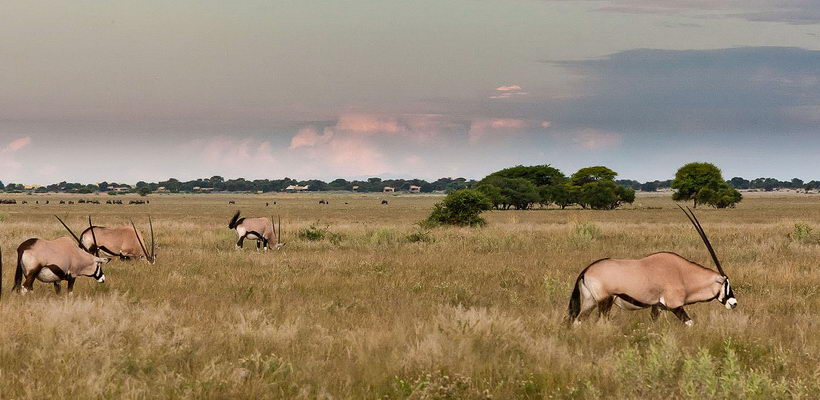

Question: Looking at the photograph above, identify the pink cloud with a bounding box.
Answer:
[2,136,32,153]
[496,85,523,92]
[490,85,528,99]
[468,118,530,143]
[289,126,334,149]
[335,114,402,134]
[540,121,553,128]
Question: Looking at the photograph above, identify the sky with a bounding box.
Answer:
[2,0,820,184]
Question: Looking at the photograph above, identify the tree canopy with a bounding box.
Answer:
[672,162,742,208]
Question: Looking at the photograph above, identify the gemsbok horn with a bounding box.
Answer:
[79,216,156,263]
[12,216,110,294]
[228,210,284,251]
[567,206,736,326]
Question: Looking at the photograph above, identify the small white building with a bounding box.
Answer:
[383,186,395,193]
[285,185,309,192]
[408,185,421,193]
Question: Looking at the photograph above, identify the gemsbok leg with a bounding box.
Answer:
[597,297,615,318]
[650,306,661,321]
[67,277,76,294]
[22,266,45,293]
[672,308,693,326]
[53,283,61,294]
[236,235,246,249]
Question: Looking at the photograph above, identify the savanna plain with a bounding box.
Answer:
[0,192,818,399]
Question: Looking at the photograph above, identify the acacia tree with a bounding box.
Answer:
[426,189,492,226]
[672,162,742,208]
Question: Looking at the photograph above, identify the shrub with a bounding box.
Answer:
[571,221,601,244]
[790,223,818,244]
[426,189,492,227]
[405,230,434,243]
[297,224,328,241]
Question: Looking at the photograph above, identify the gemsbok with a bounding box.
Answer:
[567,206,737,326]
[12,216,110,294]
[79,217,156,263]
[228,210,284,250]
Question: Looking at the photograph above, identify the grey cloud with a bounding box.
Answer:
[550,46,820,133]
[586,1,820,25]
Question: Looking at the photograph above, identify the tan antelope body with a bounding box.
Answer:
[13,236,109,294]
[568,207,737,325]
[80,219,155,263]
[228,211,283,250]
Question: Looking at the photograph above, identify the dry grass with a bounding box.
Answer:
[0,192,818,399]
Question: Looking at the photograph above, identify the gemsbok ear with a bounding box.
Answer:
[95,257,111,264]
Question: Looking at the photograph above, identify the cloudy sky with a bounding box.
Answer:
[2,0,819,184]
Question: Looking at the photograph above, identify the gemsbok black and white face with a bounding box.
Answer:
[89,258,109,283]
[717,278,737,309]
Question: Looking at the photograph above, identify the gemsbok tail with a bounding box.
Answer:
[567,273,584,322]
[228,210,241,229]
[12,246,24,293]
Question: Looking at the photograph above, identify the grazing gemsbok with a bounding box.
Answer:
[79,217,156,263]
[12,216,110,294]
[228,211,284,250]
[567,206,737,326]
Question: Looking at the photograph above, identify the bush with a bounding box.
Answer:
[426,189,492,227]
[790,223,819,244]
[297,224,329,241]
[405,230,434,243]
[571,221,602,245]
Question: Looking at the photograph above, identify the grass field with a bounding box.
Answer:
[0,192,818,399]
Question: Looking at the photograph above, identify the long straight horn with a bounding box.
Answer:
[149,216,155,263]
[270,215,279,243]
[278,215,282,244]
[55,215,86,251]
[677,205,726,276]
[88,216,100,257]
[130,219,150,262]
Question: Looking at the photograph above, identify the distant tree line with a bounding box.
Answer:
[0,176,477,194]
[0,173,816,195]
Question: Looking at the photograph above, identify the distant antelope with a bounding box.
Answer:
[228,210,284,250]
[80,217,156,263]
[567,206,737,326]
[13,216,109,294]
[381,200,388,205]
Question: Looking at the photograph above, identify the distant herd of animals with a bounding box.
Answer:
[0,199,149,205]
[0,198,735,326]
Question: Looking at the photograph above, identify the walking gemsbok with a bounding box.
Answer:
[12,216,110,294]
[228,211,284,250]
[79,217,156,263]
[567,206,737,326]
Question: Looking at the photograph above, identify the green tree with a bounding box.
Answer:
[543,183,578,209]
[485,165,566,186]
[477,176,540,209]
[137,187,152,197]
[570,166,618,186]
[577,180,635,210]
[426,189,492,227]
[672,162,742,208]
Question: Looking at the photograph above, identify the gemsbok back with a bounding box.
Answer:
[567,206,737,326]
[12,216,110,294]
[79,217,156,263]
[228,210,284,250]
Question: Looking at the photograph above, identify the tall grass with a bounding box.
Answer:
[0,192,817,398]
